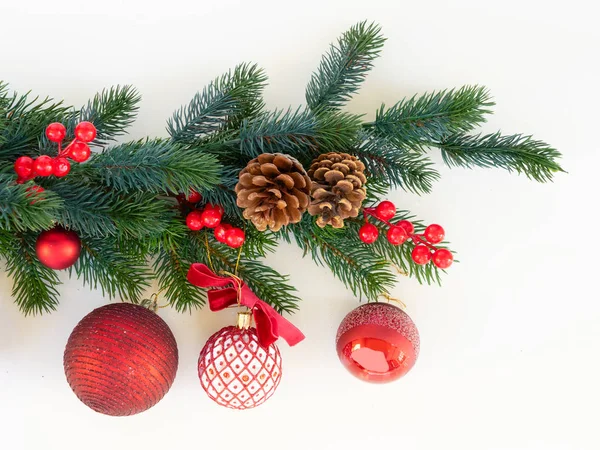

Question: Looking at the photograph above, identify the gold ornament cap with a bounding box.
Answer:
[237,311,252,329]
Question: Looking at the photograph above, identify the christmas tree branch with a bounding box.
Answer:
[0,231,61,314]
[436,132,565,182]
[306,21,385,111]
[367,85,494,147]
[0,176,62,232]
[81,139,222,194]
[168,63,267,143]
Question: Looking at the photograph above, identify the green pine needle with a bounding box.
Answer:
[306,21,385,111]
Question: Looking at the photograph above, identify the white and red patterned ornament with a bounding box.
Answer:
[198,314,283,410]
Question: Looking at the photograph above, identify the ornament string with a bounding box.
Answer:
[187,263,305,347]
[378,292,407,310]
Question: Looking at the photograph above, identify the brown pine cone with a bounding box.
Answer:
[235,153,311,232]
[307,152,367,228]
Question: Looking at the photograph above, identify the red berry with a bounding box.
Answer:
[33,155,54,177]
[432,249,453,269]
[45,122,66,143]
[214,223,232,243]
[74,121,97,142]
[225,227,245,248]
[374,201,396,221]
[25,185,45,204]
[424,224,445,244]
[359,223,379,244]
[186,211,204,231]
[52,157,71,177]
[397,220,414,235]
[69,142,91,162]
[386,226,408,245]
[186,189,202,203]
[411,245,432,265]
[200,205,223,228]
[14,156,34,178]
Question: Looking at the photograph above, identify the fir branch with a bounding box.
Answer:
[284,216,395,300]
[436,132,565,182]
[168,63,267,143]
[356,132,440,194]
[78,85,141,145]
[0,231,61,315]
[74,236,151,302]
[368,86,494,147]
[0,176,63,232]
[306,21,385,111]
[47,180,171,238]
[82,139,222,193]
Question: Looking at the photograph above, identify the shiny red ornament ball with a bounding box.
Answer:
[432,248,453,269]
[198,326,283,410]
[225,227,245,248]
[336,302,420,383]
[374,201,396,221]
[397,219,414,235]
[359,222,379,244]
[33,155,54,177]
[424,224,445,244]
[52,157,71,177]
[69,142,91,163]
[74,121,97,142]
[45,122,67,142]
[35,227,81,270]
[411,245,432,265]
[214,223,232,243]
[200,205,223,228]
[64,303,179,416]
[386,226,408,245]
[186,189,202,203]
[186,211,204,231]
[14,156,34,179]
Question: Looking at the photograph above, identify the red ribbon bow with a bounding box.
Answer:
[187,263,305,347]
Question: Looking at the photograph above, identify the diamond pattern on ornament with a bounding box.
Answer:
[198,326,283,410]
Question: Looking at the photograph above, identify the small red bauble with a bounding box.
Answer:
[214,223,232,243]
[200,205,223,228]
[359,223,379,244]
[336,302,420,383]
[52,157,71,177]
[35,227,81,270]
[411,245,432,265]
[186,211,204,231]
[33,155,54,177]
[186,189,202,203]
[397,220,414,235]
[69,142,91,162]
[74,121,97,142]
[64,303,179,416]
[374,201,396,221]
[198,326,282,410]
[386,226,408,245]
[45,122,66,142]
[424,224,445,244]
[14,156,34,178]
[432,248,453,269]
[25,185,45,204]
[225,227,245,248]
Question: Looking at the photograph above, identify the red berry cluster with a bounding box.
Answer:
[359,200,453,269]
[14,122,96,187]
[185,202,245,249]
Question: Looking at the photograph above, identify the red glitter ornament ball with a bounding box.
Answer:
[198,326,283,410]
[336,302,420,383]
[35,227,81,270]
[64,303,179,416]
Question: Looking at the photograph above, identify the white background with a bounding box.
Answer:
[1,1,598,449]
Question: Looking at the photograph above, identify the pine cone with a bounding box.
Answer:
[307,152,367,228]
[235,153,311,232]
